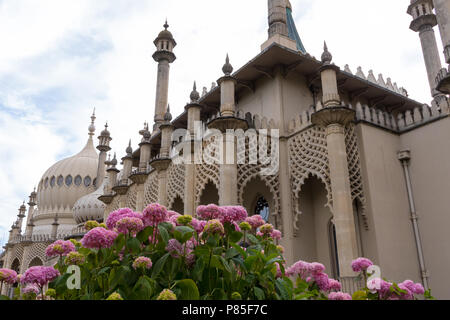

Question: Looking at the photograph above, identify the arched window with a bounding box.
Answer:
[50,176,56,187]
[74,175,82,186]
[65,175,73,187]
[45,178,49,188]
[57,175,64,187]
[254,196,270,222]
[84,176,92,187]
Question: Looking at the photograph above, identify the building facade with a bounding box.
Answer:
[2,0,450,299]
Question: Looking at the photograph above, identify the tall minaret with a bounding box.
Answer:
[152,21,177,131]
[434,0,450,94]
[96,120,112,188]
[262,0,306,52]
[407,0,443,98]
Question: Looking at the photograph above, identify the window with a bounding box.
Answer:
[65,175,73,186]
[84,176,92,187]
[255,196,269,222]
[45,178,49,188]
[74,175,82,186]
[57,175,64,187]
[50,176,56,187]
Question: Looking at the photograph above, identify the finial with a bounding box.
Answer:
[164,19,169,30]
[111,153,118,167]
[164,104,173,122]
[88,109,96,137]
[222,54,233,76]
[126,139,133,155]
[190,81,200,102]
[321,41,332,64]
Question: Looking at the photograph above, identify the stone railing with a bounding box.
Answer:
[8,233,72,244]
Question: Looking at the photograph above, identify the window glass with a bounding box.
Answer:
[65,175,73,186]
[84,176,92,187]
[50,176,56,187]
[57,175,64,187]
[74,175,82,186]
[255,197,269,222]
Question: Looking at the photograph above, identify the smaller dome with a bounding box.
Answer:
[72,177,108,224]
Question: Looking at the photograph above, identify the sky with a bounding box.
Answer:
[0,0,446,248]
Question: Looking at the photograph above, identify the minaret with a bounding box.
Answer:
[121,140,134,185]
[96,120,112,188]
[152,20,177,131]
[262,0,306,52]
[106,153,120,194]
[16,202,26,232]
[407,0,443,98]
[434,0,450,94]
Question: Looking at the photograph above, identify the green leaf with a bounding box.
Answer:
[275,278,291,300]
[229,231,243,243]
[151,253,170,279]
[0,295,10,300]
[192,258,205,282]
[133,276,154,300]
[254,287,265,300]
[174,226,194,244]
[225,247,240,260]
[247,234,259,245]
[230,243,247,258]
[211,288,227,300]
[127,237,141,254]
[137,226,154,243]
[158,224,170,244]
[218,256,233,273]
[175,279,200,300]
[113,233,126,251]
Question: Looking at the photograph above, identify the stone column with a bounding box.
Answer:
[184,102,202,215]
[208,56,247,206]
[135,184,146,212]
[434,0,450,64]
[312,44,359,282]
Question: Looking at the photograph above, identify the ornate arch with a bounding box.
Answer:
[194,164,220,207]
[28,257,43,268]
[167,163,185,209]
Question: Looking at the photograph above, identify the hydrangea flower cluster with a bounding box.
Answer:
[351,257,373,273]
[22,283,40,295]
[177,215,193,226]
[142,203,168,227]
[166,239,183,258]
[259,223,274,235]
[106,208,142,230]
[132,257,153,270]
[106,292,124,300]
[366,277,425,300]
[203,219,225,236]
[116,217,144,235]
[21,266,60,287]
[245,215,266,229]
[64,252,86,265]
[45,240,76,257]
[220,206,248,224]
[81,227,118,249]
[196,204,223,220]
[190,218,207,233]
[328,292,352,300]
[0,268,18,284]
[84,220,100,231]
[286,261,340,292]
[157,289,177,300]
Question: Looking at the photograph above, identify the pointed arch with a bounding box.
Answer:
[198,180,219,206]
[28,257,43,268]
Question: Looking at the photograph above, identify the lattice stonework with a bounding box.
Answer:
[237,132,282,231]
[126,184,137,210]
[110,195,120,213]
[167,163,185,209]
[22,242,50,271]
[8,245,24,270]
[144,171,159,207]
[345,124,368,229]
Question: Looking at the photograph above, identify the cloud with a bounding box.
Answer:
[0,0,444,232]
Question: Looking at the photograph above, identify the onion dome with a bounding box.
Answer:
[190,82,200,102]
[154,20,176,46]
[126,140,133,156]
[164,105,173,122]
[72,177,108,224]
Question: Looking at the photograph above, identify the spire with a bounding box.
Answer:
[285,2,306,53]
[88,108,96,137]
[126,139,133,155]
[164,104,173,122]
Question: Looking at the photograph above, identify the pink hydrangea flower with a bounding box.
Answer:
[313,272,330,291]
[132,257,153,270]
[196,204,223,220]
[191,218,207,233]
[400,280,425,295]
[271,229,282,240]
[328,292,352,300]
[328,279,342,291]
[142,203,168,227]
[351,257,373,273]
[21,266,60,287]
[81,227,118,249]
[245,215,266,229]
[167,211,180,218]
[116,217,144,235]
[106,208,142,230]
[22,283,40,295]
[309,262,325,274]
[259,223,274,235]
[220,206,248,224]
[166,239,183,258]
[0,268,18,284]
[45,240,76,257]
[286,260,311,279]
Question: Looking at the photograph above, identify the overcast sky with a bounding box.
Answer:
[0,0,446,246]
